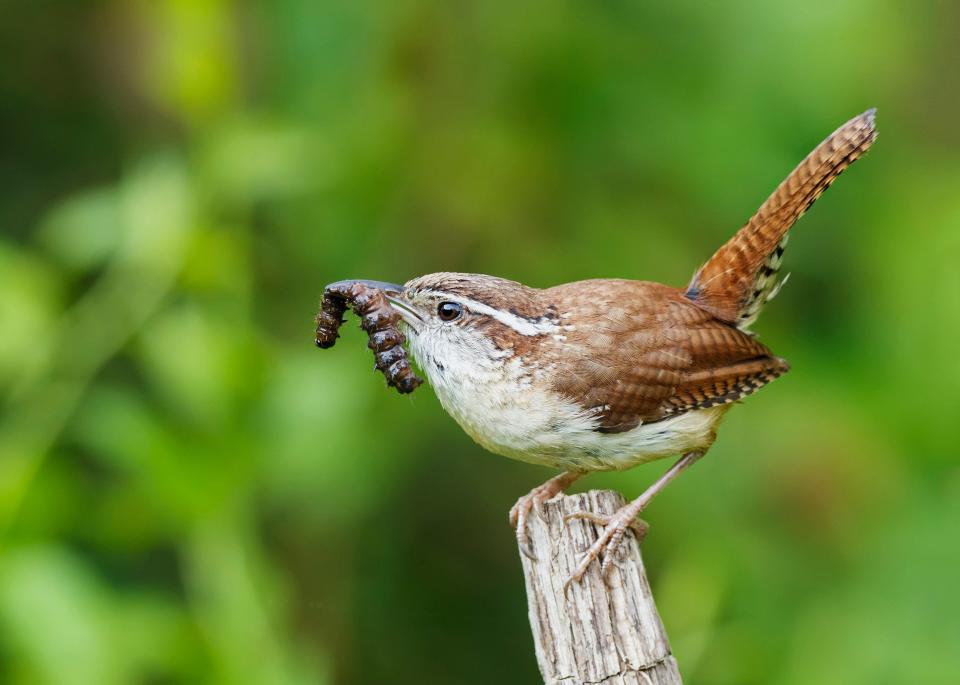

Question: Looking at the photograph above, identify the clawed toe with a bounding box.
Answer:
[561,451,706,589]
[563,507,650,590]
[511,489,560,561]
[510,471,583,562]
[563,510,610,527]
[507,501,521,528]
[564,509,650,541]
[629,517,650,542]
[510,497,539,560]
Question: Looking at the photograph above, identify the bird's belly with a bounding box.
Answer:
[530,405,730,471]
[437,376,728,471]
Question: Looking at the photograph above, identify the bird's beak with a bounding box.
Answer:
[324,279,404,295]
[323,279,423,331]
[386,293,424,331]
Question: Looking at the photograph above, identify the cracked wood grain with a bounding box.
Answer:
[519,490,682,685]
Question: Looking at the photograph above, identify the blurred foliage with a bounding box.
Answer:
[1,1,959,683]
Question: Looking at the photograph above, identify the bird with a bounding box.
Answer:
[323,109,877,585]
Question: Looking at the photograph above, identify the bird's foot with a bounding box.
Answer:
[509,471,582,560]
[561,450,705,590]
[563,502,649,590]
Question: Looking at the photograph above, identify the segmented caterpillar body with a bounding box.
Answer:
[315,282,423,394]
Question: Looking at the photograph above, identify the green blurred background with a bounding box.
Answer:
[1,1,959,683]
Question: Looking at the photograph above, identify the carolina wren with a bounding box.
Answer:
[325,110,877,584]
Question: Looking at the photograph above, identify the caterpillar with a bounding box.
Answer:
[315,281,423,394]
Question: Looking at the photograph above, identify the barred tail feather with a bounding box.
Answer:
[687,108,877,329]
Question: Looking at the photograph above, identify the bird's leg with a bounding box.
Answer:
[510,471,583,560]
[564,450,705,588]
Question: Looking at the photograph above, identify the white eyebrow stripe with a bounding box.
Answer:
[429,291,558,336]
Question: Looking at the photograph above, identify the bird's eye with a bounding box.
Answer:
[437,302,462,322]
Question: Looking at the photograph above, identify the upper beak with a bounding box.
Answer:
[323,279,423,329]
[324,279,404,295]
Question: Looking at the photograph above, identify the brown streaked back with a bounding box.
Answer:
[548,280,790,433]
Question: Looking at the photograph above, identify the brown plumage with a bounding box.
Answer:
[688,109,877,327]
[549,110,877,432]
[397,111,878,434]
[319,110,879,580]
[548,280,789,433]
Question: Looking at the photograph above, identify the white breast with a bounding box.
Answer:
[408,331,726,472]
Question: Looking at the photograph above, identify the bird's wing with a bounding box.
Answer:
[551,283,788,433]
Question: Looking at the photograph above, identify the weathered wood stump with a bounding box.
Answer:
[518,490,682,685]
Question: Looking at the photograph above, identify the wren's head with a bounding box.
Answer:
[380,272,559,386]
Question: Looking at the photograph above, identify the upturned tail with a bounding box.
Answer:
[687,108,877,329]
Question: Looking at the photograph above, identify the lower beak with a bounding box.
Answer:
[386,295,423,329]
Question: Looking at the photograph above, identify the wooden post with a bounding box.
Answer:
[519,490,683,685]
